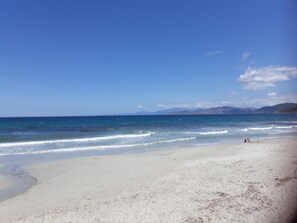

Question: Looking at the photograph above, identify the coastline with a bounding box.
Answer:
[0,137,297,222]
[0,164,37,202]
[0,164,13,191]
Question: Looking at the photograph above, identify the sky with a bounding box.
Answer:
[0,0,296,117]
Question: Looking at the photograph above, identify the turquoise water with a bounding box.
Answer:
[0,114,296,162]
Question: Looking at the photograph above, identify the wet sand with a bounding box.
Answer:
[0,164,37,202]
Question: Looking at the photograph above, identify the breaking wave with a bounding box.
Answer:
[0,137,196,156]
[0,132,154,148]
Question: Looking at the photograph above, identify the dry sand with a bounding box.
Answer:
[0,137,297,223]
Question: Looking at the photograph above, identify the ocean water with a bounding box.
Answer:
[0,114,297,163]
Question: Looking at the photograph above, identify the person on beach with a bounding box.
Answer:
[244,138,251,143]
[244,138,259,143]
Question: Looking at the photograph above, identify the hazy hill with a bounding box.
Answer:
[254,103,297,114]
[134,103,297,115]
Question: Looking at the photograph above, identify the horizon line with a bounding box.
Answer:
[0,102,295,118]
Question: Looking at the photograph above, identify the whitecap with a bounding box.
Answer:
[274,126,294,129]
[0,137,196,156]
[0,132,154,148]
[248,127,273,131]
[198,130,228,135]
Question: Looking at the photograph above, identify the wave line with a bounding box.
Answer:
[0,132,154,148]
[0,137,196,156]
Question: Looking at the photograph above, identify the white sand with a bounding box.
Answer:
[0,137,296,223]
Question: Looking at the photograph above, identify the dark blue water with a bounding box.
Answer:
[0,114,296,162]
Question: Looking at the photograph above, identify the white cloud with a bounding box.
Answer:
[206,50,224,56]
[157,102,215,109]
[221,101,231,104]
[241,52,251,61]
[238,66,297,90]
[268,92,277,97]
[137,105,143,109]
[225,94,297,108]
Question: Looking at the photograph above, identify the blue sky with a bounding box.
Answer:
[0,0,296,116]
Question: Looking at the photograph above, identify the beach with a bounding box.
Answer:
[0,164,13,191]
[0,137,296,223]
[2,0,296,221]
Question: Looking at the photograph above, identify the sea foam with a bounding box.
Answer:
[198,130,228,135]
[0,132,154,148]
[0,137,196,156]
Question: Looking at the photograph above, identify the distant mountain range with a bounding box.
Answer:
[134,103,297,115]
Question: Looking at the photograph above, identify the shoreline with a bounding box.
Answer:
[0,136,269,201]
[0,164,37,202]
[0,137,297,222]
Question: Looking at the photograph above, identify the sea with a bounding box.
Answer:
[0,114,297,164]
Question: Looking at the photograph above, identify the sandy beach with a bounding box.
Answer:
[0,164,13,191]
[0,137,297,223]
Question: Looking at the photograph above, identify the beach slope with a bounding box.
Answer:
[0,137,297,223]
